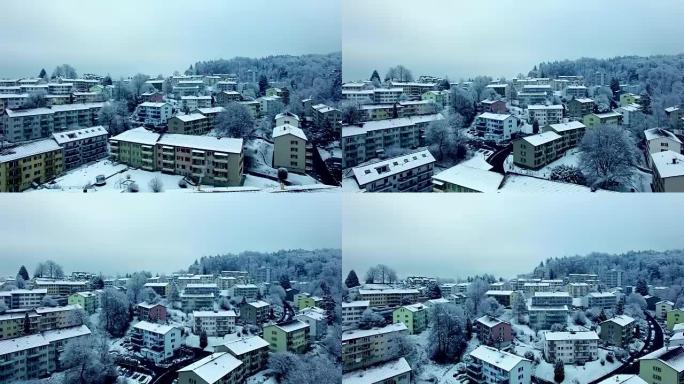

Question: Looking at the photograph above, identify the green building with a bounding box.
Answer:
[667,309,684,331]
[392,303,427,334]
[263,320,310,354]
[68,291,97,314]
[638,346,684,384]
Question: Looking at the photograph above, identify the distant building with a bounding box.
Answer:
[474,112,519,143]
[512,131,563,169]
[180,95,212,111]
[527,104,563,126]
[667,309,684,331]
[137,302,167,323]
[531,292,573,307]
[644,128,682,158]
[295,307,328,340]
[528,305,568,330]
[311,103,341,131]
[342,300,370,328]
[583,292,618,309]
[567,283,590,298]
[240,300,270,325]
[600,315,635,347]
[67,292,97,314]
[193,310,236,337]
[51,126,108,170]
[583,111,623,128]
[656,301,674,320]
[132,102,172,127]
[475,316,513,348]
[566,98,595,120]
[272,124,309,174]
[357,288,420,307]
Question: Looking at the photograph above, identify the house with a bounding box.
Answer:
[342,323,408,372]
[240,300,270,325]
[531,292,573,307]
[667,309,684,331]
[650,151,684,192]
[474,112,519,143]
[543,330,599,364]
[263,320,310,353]
[342,357,412,384]
[131,321,182,364]
[644,128,682,158]
[193,310,236,337]
[295,306,328,340]
[527,104,563,126]
[528,305,568,330]
[393,303,427,334]
[141,91,164,103]
[475,316,513,348]
[656,301,674,320]
[432,158,504,193]
[583,292,617,309]
[357,288,420,307]
[467,345,532,384]
[342,300,370,328]
[0,139,64,192]
[544,120,586,148]
[67,292,97,314]
[132,102,172,127]
[638,346,684,384]
[583,111,623,128]
[566,98,595,120]
[274,112,300,127]
[479,99,508,114]
[167,113,210,135]
[144,282,170,297]
[177,352,244,384]
[137,302,167,323]
[512,131,563,169]
[272,124,309,174]
[422,90,451,108]
[216,91,242,106]
[215,336,270,375]
[348,149,435,192]
[600,315,635,347]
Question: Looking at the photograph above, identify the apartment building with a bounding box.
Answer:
[177,352,244,384]
[33,280,88,299]
[665,106,684,131]
[566,98,595,120]
[239,300,270,325]
[342,301,370,328]
[51,126,108,170]
[667,309,684,331]
[342,323,408,372]
[528,104,564,126]
[651,150,684,192]
[512,131,563,169]
[479,99,508,114]
[295,293,323,310]
[180,95,212,111]
[233,284,258,301]
[532,292,573,307]
[137,302,167,323]
[274,111,300,128]
[0,94,27,115]
[0,289,47,310]
[311,103,341,131]
[543,120,586,149]
[528,305,569,330]
[67,292,97,314]
[422,90,450,108]
[486,83,510,98]
[0,139,64,192]
[35,305,83,330]
[393,303,428,334]
[656,301,674,320]
[645,128,682,157]
[272,124,309,174]
[342,113,443,168]
[543,330,599,364]
[133,102,172,127]
[467,345,531,384]
[602,269,624,289]
[485,291,517,308]
[193,310,236,337]
[565,85,589,99]
[390,82,437,100]
[600,315,635,347]
[295,307,328,340]
[583,292,618,309]
[216,91,242,105]
[357,288,420,307]
[474,113,519,143]
[131,321,182,364]
[342,357,412,384]
[348,149,435,192]
[180,292,214,312]
[71,92,102,104]
[518,91,549,106]
[0,312,41,340]
[215,81,238,92]
[475,316,513,348]
[583,111,623,128]
[215,336,270,375]
[432,159,504,193]
[167,113,210,135]
[638,346,684,384]
[567,283,591,298]
[263,320,310,354]
[144,282,170,297]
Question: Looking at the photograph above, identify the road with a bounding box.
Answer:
[589,312,664,383]
[487,144,512,174]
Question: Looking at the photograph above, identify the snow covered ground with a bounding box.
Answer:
[505,148,582,179]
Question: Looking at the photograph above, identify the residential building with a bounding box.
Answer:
[512,131,563,169]
[620,93,642,107]
[311,103,341,131]
[602,269,624,289]
[544,120,586,148]
[393,303,427,334]
[565,85,588,99]
[667,309,684,331]
[272,124,309,174]
[342,301,369,328]
[51,126,108,170]
[475,316,513,348]
[0,139,64,192]
[543,330,599,364]
[583,111,623,128]
[664,106,684,131]
[137,302,167,323]
[342,357,412,384]
[583,292,618,309]
[479,99,508,114]
[474,113,519,143]
[262,320,310,353]
[486,83,510,98]
[0,289,48,309]
[467,345,532,384]
[0,312,41,340]
[600,315,635,347]
[567,283,591,298]
[33,280,88,299]
[348,149,435,192]
[432,158,504,193]
[422,90,451,108]
[233,284,259,301]
[532,292,573,307]
[275,112,300,127]
[617,104,642,126]
[67,292,97,314]
[527,104,563,126]
[131,321,181,364]
[2,103,102,143]
[357,288,420,307]
[651,150,684,192]
[132,102,172,127]
[167,114,210,135]
[180,292,214,312]
[597,375,647,384]
[35,305,83,330]
[644,128,682,157]
[638,346,684,384]
[342,323,408,372]
[295,307,327,340]
[528,305,568,330]
[656,301,674,320]
[240,300,270,325]
[180,95,212,111]
[296,293,323,310]
[566,98,595,120]
[485,291,517,307]
[177,352,244,384]
[215,336,270,375]
[193,310,236,337]
[390,82,436,100]
[144,282,170,297]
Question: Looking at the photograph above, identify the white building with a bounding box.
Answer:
[347,149,436,192]
[180,95,212,111]
[645,128,682,157]
[474,113,519,143]
[467,345,532,384]
[527,104,564,126]
[133,102,172,127]
[342,300,370,328]
[651,150,684,192]
[342,323,408,372]
[583,292,618,309]
[342,357,412,384]
[295,306,327,341]
[193,310,236,337]
[543,330,599,364]
[131,321,182,364]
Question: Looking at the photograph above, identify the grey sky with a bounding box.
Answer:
[0,194,340,277]
[343,0,684,81]
[0,0,340,78]
[343,195,684,281]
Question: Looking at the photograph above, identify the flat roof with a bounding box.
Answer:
[544,330,599,341]
[521,131,561,146]
[221,336,270,355]
[432,162,503,193]
[343,113,443,137]
[52,126,107,144]
[547,121,586,132]
[342,323,408,341]
[0,139,62,163]
[110,127,160,145]
[478,112,513,121]
[352,149,435,186]
[174,113,207,123]
[159,134,243,154]
[134,321,177,335]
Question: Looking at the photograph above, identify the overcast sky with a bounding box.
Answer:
[0,194,340,277]
[0,0,340,78]
[343,195,684,280]
[343,0,684,81]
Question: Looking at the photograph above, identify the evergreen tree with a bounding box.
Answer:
[554,360,565,383]
[258,75,269,96]
[17,266,29,281]
[103,75,112,86]
[344,270,360,288]
[23,313,31,334]
[532,119,540,134]
[282,88,290,105]
[610,78,621,98]
[426,282,442,299]
[640,92,652,114]
[616,298,625,315]
[635,279,649,296]
[92,275,104,290]
[199,329,208,349]
[38,68,47,79]
[279,274,292,290]
[370,70,381,83]
[465,317,473,339]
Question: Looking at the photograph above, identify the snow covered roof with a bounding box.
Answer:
[35,305,80,314]
[478,112,512,121]
[275,111,300,121]
[476,315,506,328]
[499,174,611,193]
[0,139,62,163]
[134,321,177,335]
[0,333,48,355]
[178,352,242,383]
[5,107,53,117]
[245,300,269,308]
[603,315,635,327]
[52,126,107,144]
[186,283,218,288]
[528,104,563,110]
[137,302,164,309]
[665,106,680,113]
[269,320,309,333]
[342,301,370,308]
[110,127,160,145]
[593,111,622,119]
[640,346,684,372]
[534,292,570,297]
[193,310,236,318]
[544,330,599,341]
[432,163,503,193]
[138,102,169,108]
[573,98,594,103]
[181,95,211,100]
[197,107,226,115]
[587,292,616,298]
[528,305,568,312]
[400,303,426,312]
[596,375,647,384]
[144,282,169,287]
[352,149,435,186]
[645,128,681,143]
[159,134,243,154]
[520,131,561,146]
[221,336,270,355]
[298,307,327,321]
[342,358,411,384]
[51,102,104,112]
[174,113,207,122]
[234,284,257,289]
[547,121,586,132]
[358,288,419,295]
[272,124,307,141]
[342,323,408,341]
[342,113,443,137]
[469,345,529,371]
[42,324,91,343]
[486,290,514,296]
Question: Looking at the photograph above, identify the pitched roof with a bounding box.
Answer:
[272,124,307,141]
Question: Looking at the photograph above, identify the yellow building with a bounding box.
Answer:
[583,111,623,128]
[262,321,310,353]
[0,139,64,192]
